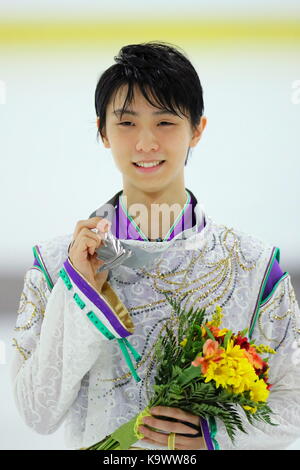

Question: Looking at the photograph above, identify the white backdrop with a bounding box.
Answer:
[0,0,300,19]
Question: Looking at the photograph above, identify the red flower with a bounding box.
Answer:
[261,361,269,374]
[262,374,272,390]
[234,334,250,351]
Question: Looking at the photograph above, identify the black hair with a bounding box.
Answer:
[95,41,204,166]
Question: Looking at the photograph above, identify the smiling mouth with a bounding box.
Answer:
[133,160,165,167]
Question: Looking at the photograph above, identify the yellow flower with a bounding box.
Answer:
[224,339,247,360]
[253,344,276,355]
[223,341,259,392]
[243,405,257,414]
[201,339,271,404]
[203,340,259,394]
[217,328,230,337]
[201,326,207,337]
[249,379,269,403]
[210,305,224,327]
[215,305,223,315]
[180,338,188,348]
[204,361,230,388]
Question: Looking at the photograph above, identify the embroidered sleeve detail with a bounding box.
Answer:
[12,338,31,361]
[260,257,286,304]
[32,245,54,291]
[12,269,49,361]
[73,292,86,310]
[10,266,115,436]
[250,247,289,338]
[59,268,72,290]
[63,257,134,338]
[101,281,134,334]
[256,273,300,349]
[86,311,115,340]
[59,262,141,382]
[260,269,289,308]
[12,267,49,362]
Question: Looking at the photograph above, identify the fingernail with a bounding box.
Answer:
[96,221,105,232]
[97,219,111,232]
[105,221,112,231]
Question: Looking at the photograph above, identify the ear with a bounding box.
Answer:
[97,117,111,148]
[190,116,207,148]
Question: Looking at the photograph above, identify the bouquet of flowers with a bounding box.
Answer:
[84,293,277,450]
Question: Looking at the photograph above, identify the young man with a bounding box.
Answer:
[97,82,206,243]
[11,42,300,451]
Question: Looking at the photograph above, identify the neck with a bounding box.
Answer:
[121,185,188,240]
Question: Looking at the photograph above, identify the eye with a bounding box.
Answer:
[118,121,174,127]
[118,122,133,126]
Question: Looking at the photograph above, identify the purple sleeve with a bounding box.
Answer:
[261,259,284,303]
[200,417,215,450]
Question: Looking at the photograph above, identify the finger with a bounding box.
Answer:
[96,218,111,233]
[71,230,103,254]
[139,437,167,449]
[175,436,206,450]
[80,228,103,245]
[142,415,199,436]
[139,426,169,447]
[140,426,204,450]
[150,407,199,426]
[72,217,104,241]
[168,438,205,450]
[140,425,196,449]
[141,436,196,450]
[77,235,101,257]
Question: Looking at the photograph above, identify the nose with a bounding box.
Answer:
[136,130,159,153]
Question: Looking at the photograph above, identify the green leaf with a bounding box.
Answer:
[176,365,201,387]
[223,330,232,349]
[238,328,249,337]
[203,326,216,341]
[194,325,203,335]
[153,384,167,394]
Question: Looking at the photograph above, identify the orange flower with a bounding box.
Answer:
[203,339,222,356]
[205,323,221,337]
[192,356,212,374]
[208,325,220,341]
[192,339,224,374]
[243,346,264,371]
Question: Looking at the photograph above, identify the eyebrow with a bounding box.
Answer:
[112,109,179,117]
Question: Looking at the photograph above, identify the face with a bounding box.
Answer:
[98,84,207,195]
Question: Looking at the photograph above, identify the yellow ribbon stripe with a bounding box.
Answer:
[0,19,300,47]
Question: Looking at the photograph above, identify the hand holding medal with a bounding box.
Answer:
[68,217,111,292]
